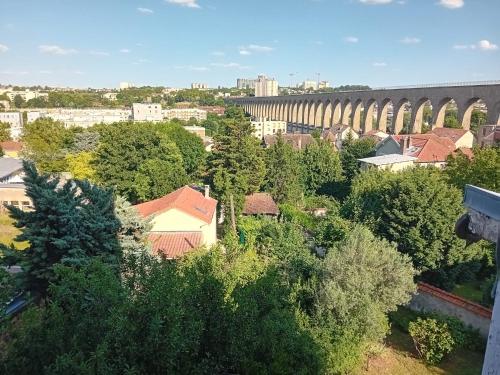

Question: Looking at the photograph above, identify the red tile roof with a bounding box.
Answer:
[134,186,217,224]
[243,192,279,216]
[392,134,456,163]
[148,231,202,259]
[430,128,469,143]
[0,141,23,152]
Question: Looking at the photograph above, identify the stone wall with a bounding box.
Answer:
[409,282,492,337]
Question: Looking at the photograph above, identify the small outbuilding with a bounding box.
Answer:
[242,192,279,217]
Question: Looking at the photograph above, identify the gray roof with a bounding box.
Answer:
[358,154,417,166]
[0,158,23,179]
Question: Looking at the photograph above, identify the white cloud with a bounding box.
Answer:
[344,36,359,43]
[312,40,324,45]
[0,70,29,76]
[39,70,52,74]
[174,65,209,71]
[165,0,200,9]
[401,37,421,44]
[372,62,387,67]
[453,40,498,51]
[39,45,78,55]
[238,44,274,55]
[120,48,131,53]
[438,0,464,9]
[74,70,84,75]
[210,62,250,70]
[137,7,154,14]
[0,44,9,52]
[359,0,393,4]
[89,50,110,56]
[478,40,498,51]
[211,51,225,56]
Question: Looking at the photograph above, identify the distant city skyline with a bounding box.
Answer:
[0,0,499,88]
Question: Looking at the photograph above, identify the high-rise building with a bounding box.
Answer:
[255,75,279,97]
[237,78,256,89]
[318,81,330,89]
[119,82,134,90]
[301,80,318,91]
[191,83,208,90]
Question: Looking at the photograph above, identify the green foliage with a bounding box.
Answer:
[132,157,189,202]
[94,122,188,203]
[14,94,25,108]
[0,121,11,141]
[313,214,352,249]
[21,118,74,172]
[264,132,304,204]
[70,130,100,153]
[208,108,266,214]
[314,226,417,372]
[446,146,500,192]
[201,112,227,136]
[408,318,455,364]
[444,110,460,128]
[302,139,343,195]
[0,162,121,297]
[65,151,96,181]
[344,167,468,274]
[156,122,206,178]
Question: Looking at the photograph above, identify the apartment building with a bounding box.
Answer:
[237,78,256,89]
[163,108,207,122]
[255,75,279,97]
[251,118,287,139]
[132,103,163,122]
[0,112,24,139]
[28,108,131,128]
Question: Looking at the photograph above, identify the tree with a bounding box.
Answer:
[314,226,416,372]
[264,132,304,204]
[470,110,487,135]
[409,318,455,364]
[0,162,121,296]
[207,108,266,213]
[114,196,151,257]
[65,151,97,181]
[133,157,189,202]
[157,122,206,178]
[21,118,74,172]
[446,146,500,192]
[339,137,376,194]
[13,94,25,108]
[444,110,460,128]
[0,121,12,141]
[71,130,100,153]
[94,122,188,203]
[302,139,343,195]
[344,167,473,276]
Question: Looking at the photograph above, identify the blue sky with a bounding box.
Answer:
[0,0,499,89]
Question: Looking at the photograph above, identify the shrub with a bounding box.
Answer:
[408,318,454,364]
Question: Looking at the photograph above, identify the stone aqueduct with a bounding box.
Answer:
[228,82,500,134]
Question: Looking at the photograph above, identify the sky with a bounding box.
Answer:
[0,0,499,89]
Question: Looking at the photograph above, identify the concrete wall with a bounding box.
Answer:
[409,282,492,337]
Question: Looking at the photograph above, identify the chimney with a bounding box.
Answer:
[204,185,210,198]
[399,136,410,154]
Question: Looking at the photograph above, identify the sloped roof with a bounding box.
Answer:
[134,185,217,224]
[243,192,279,216]
[0,157,23,179]
[148,231,202,259]
[430,128,469,143]
[392,134,456,163]
[263,134,315,150]
[358,154,417,166]
[0,141,23,152]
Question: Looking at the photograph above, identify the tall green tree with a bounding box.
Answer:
[344,167,479,279]
[302,139,343,195]
[21,118,74,172]
[0,121,12,141]
[0,162,121,296]
[264,132,304,204]
[445,146,500,192]
[157,122,206,178]
[339,137,376,190]
[208,109,266,213]
[94,122,188,203]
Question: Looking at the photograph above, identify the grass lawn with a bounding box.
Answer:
[354,328,484,375]
[452,281,485,306]
[0,212,27,250]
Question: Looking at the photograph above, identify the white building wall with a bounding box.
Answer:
[132,103,163,122]
[0,112,24,139]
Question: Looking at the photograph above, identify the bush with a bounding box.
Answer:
[408,318,454,365]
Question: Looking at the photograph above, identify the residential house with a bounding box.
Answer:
[263,134,315,150]
[376,133,456,167]
[430,128,474,149]
[358,154,417,172]
[242,192,279,217]
[322,124,359,150]
[0,141,23,158]
[0,157,31,211]
[477,125,500,148]
[134,185,217,259]
[361,130,389,145]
